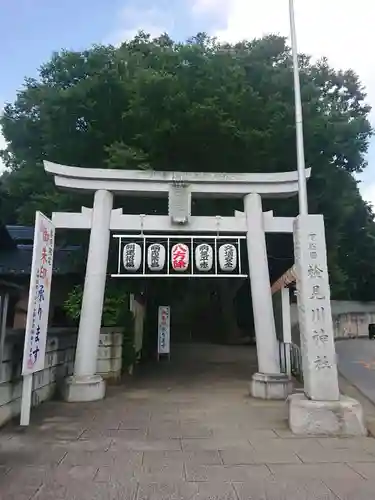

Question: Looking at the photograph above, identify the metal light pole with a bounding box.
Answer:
[289,0,308,215]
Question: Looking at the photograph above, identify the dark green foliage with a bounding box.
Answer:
[64,282,130,327]
[1,32,374,299]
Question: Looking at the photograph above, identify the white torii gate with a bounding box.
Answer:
[45,160,305,403]
[43,161,366,437]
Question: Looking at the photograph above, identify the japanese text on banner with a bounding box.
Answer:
[22,213,55,375]
[158,306,170,355]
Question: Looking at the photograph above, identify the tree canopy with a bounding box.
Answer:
[1,32,374,299]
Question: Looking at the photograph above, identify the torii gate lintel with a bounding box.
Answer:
[51,207,294,233]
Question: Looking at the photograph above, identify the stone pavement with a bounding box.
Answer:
[1,344,375,499]
[337,339,375,405]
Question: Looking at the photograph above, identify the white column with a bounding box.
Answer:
[65,189,113,402]
[244,193,280,375]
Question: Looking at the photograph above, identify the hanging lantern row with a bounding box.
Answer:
[122,242,238,272]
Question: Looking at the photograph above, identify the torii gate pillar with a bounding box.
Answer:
[244,193,292,399]
[64,189,113,402]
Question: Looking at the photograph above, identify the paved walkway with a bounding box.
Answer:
[2,344,375,499]
[337,339,375,405]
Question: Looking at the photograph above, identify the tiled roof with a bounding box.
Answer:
[5,225,35,243]
[0,225,15,250]
[0,224,82,275]
[0,245,82,276]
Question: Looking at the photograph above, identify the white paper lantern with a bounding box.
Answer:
[147,243,166,271]
[219,243,237,272]
[195,243,213,272]
[171,243,189,271]
[123,242,142,271]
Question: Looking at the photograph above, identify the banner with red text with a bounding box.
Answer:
[158,306,170,355]
[22,212,55,375]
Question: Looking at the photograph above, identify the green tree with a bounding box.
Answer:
[0,32,374,300]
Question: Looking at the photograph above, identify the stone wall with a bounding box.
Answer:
[97,328,123,380]
[0,327,123,427]
[289,301,375,346]
[332,311,375,339]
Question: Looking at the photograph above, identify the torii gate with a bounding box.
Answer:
[45,160,305,402]
[44,161,365,437]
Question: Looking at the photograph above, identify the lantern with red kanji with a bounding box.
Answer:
[171,243,189,272]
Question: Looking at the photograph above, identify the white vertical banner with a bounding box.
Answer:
[157,306,170,356]
[21,212,55,425]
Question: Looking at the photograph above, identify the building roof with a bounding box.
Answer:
[0,225,16,250]
[0,224,34,251]
[0,245,81,276]
[0,245,82,276]
[0,223,82,276]
[5,225,35,243]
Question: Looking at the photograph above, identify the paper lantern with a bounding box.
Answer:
[123,242,142,271]
[147,243,166,271]
[195,243,213,272]
[218,243,237,272]
[171,243,189,271]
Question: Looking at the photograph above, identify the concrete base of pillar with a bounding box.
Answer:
[250,372,293,400]
[288,393,367,436]
[63,375,106,402]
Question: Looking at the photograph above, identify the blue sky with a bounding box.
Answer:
[0,2,149,100]
[0,0,212,102]
[1,0,374,202]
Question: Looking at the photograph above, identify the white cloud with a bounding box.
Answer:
[191,0,230,19]
[360,183,375,208]
[108,5,172,46]
[192,0,375,205]
[192,0,375,115]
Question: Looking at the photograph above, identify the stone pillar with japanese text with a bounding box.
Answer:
[289,214,366,436]
[293,214,339,401]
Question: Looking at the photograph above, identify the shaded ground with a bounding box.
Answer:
[1,344,375,499]
[337,339,375,405]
